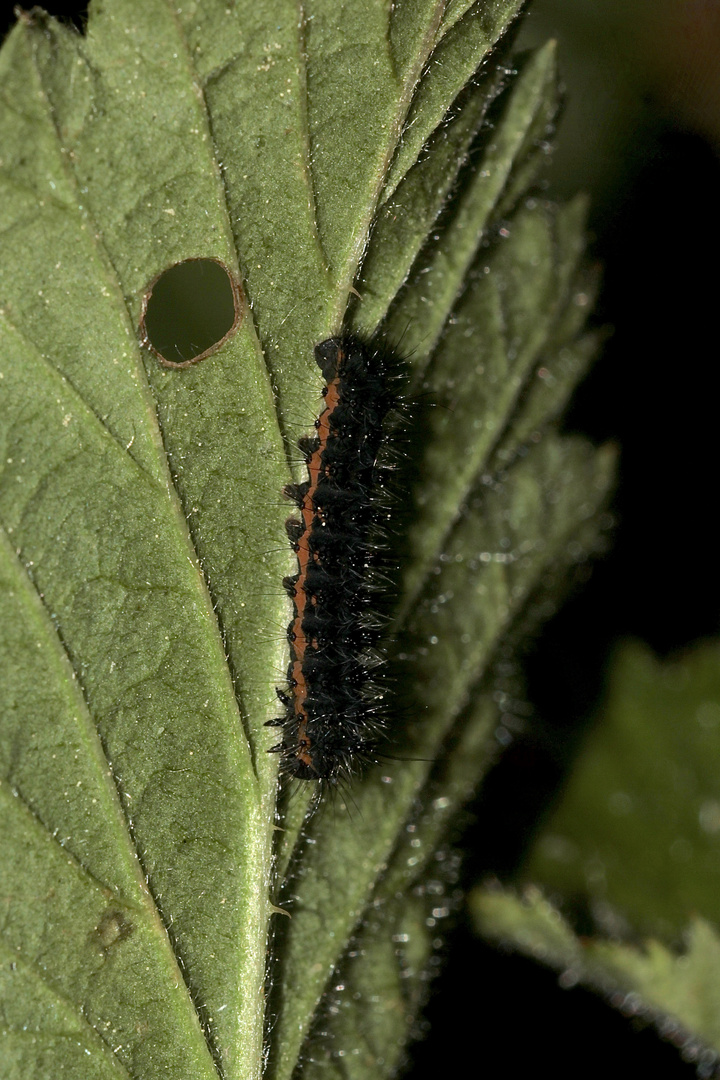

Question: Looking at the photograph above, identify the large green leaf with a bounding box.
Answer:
[0,3,611,1078]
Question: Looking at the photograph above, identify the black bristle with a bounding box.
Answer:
[297,435,319,461]
[283,482,308,506]
[285,518,303,545]
[282,575,298,598]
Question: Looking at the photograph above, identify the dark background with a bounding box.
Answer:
[3,1,719,1075]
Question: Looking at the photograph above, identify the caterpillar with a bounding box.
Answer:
[267,336,397,782]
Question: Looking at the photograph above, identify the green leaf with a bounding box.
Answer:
[0,7,286,1077]
[381,0,527,201]
[380,40,561,363]
[295,891,435,1080]
[397,192,592,614]
[0,3,611,1078]
[473,887,720,1070]
[471,638,720,1067]
[524,638,720,938]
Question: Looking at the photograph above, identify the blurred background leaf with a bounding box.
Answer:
[472,636,720,1076]
[524,639,720,939]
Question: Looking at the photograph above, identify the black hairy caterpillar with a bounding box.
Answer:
[266,337,397,782]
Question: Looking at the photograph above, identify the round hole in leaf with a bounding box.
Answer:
[140,258,243,368]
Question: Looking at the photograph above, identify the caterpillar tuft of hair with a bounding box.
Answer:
[266,336,400,783]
